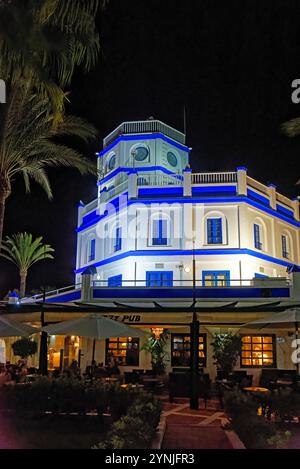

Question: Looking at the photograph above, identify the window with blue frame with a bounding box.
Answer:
[146,271,173,287]
[254,224,262,250]
[108,275,122,287]
[281,235,289,259]
[114,227,122,252]
[88,238,96,262]
[207,218,223,244]
[202,271,230,287]
[152,219,168,246]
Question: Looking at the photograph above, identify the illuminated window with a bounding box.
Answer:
[171,334,206,367]
[106,337,139,366]
[241,335,275,367]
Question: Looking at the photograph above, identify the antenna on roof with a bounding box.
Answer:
[183,105,187,141]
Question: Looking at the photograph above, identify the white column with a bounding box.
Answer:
[77,201,85,227]
[81,269,93,301]
[128,171,138,199]
[267,184,277,210]
[289,267,300,301]
[236,167,247,196]
[183,168,192,197]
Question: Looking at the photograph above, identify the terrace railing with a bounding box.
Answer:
[192,172,237,185]
[137,173,182,187]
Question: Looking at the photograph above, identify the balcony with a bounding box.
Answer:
[103,120,186,147]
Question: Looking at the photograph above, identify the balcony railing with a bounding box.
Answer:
[103,120,186,147]
[101,180,128,203]
[192,172,237,185]
[137,173,182,187]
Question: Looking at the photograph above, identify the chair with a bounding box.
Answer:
[168,372,211,407]
[124,371,140,384]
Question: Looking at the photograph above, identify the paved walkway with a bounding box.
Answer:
[161,398,234,449]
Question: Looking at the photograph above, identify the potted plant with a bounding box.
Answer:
[141,329,169,376]
[211,332,242,379]
[11,337,38,365]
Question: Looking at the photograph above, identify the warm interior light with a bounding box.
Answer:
[151,327,164,340]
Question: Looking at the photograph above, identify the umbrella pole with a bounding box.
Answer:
[92,338,96,364]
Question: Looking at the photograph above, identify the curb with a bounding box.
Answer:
[151,415,167,449]
[221,418,245,449]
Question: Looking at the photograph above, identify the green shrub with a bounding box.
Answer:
[93,394,162,449]
[224,389,276,449]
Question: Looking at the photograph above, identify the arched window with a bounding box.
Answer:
[281,231,293,260]
[204,211,227,245]
[86,237,96,262]
[149,212,172,246]
[253,218,267,252]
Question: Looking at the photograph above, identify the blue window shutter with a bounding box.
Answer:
[108,275,122,287]
[89,239,96,261]
[115,227,122,252]
[152,220,159,245]
[160,220,168,245]
[146,271,173,287]
[207,218,222,244]
[152,219,168,245]
[254,224,262,249]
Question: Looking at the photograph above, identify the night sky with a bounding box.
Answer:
[1,0,300,297]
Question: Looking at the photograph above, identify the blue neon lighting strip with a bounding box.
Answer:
[247,189,270,207]
[98,166,183,186]
[193,186,237,194]
[74,248,299,274]
[97,134,190,158]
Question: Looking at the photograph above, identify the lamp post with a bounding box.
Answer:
[190,209,199,410]
[39,245,48,375]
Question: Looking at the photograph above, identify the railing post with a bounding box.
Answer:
[77,201,85,227]
[267,184,277,210]
[81,267,95,301]
[128,170,138,199]
[183,168,192,197]
[292,197,300,221]
[236,167,248,196]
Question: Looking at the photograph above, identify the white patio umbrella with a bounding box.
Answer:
[242,308,300,373]
[0,316,37,337]
[42,314,145,363]
[42,314,145,339]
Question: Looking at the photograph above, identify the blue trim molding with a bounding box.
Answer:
[74,248,299,274]
[97,133,190,158]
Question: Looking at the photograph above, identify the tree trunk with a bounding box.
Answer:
[19,271,27,298]
[0,176,11,248]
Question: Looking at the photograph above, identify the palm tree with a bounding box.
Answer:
[0,0,106,118]
[0,232,54,297]
[0,86,97,245]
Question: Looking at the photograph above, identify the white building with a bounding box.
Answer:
[75,119,300,290]
[14,120,300,381]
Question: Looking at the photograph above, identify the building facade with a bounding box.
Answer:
[13,120,300,382]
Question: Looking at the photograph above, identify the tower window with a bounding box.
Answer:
[167,151,178,167]
[108,154,116,171]
[131,145,149,162]
[207,218,223,244]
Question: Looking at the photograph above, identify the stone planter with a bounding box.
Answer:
[151,414,167,449]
